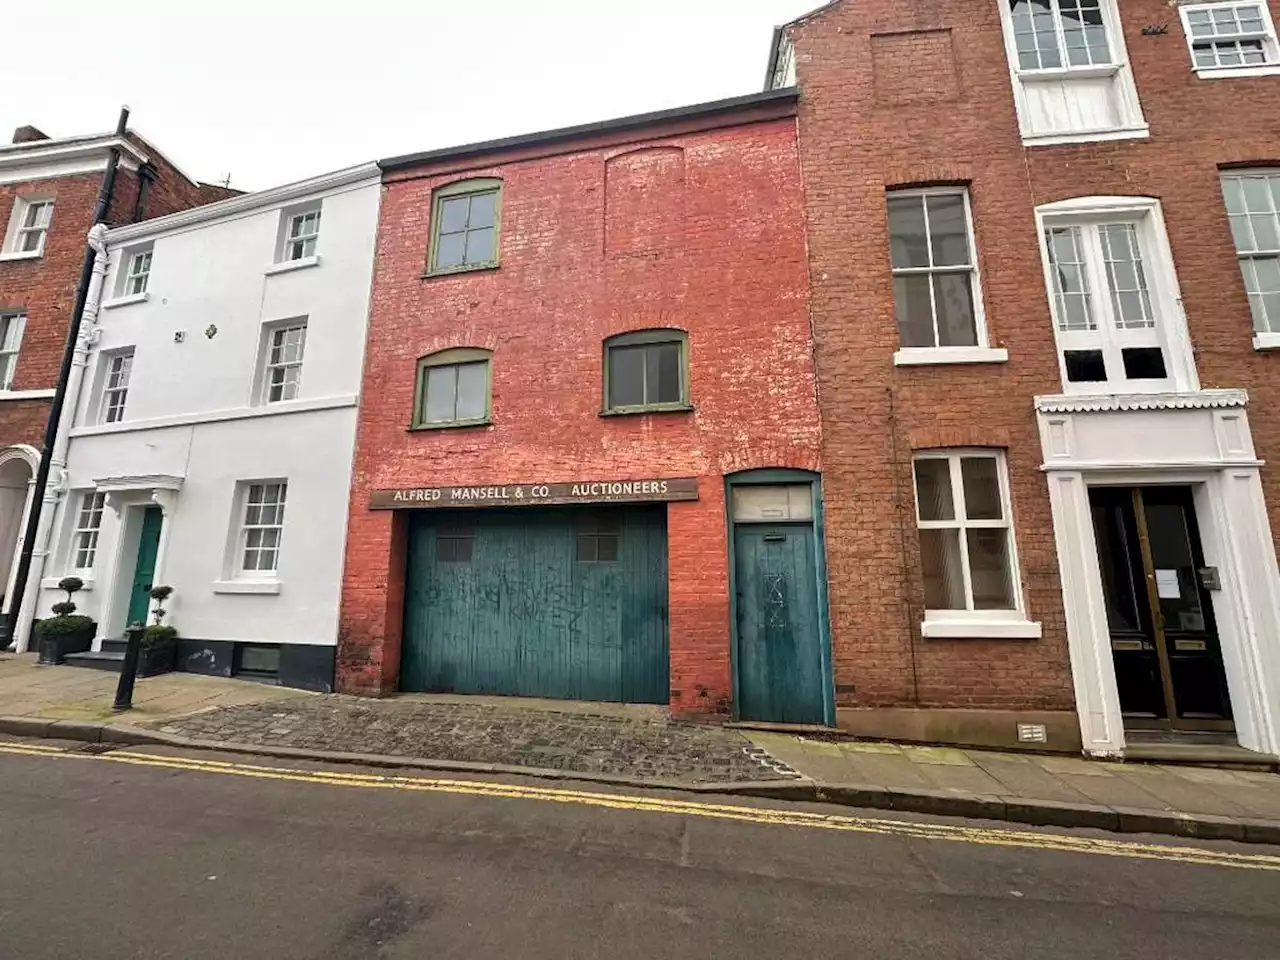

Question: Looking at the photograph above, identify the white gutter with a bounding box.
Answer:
[14,224,110,651]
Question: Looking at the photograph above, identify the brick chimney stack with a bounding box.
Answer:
[11,126,50,144]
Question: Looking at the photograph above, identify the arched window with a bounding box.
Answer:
[602,329,690,414]
[413,348,492,429]
[427,178,503,275]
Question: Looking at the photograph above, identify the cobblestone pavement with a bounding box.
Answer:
[155,696,797,783]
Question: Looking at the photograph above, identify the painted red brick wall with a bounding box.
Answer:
[339,111,820,712]
[786,0,1280,714]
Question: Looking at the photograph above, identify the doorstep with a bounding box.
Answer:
[725,720,838,736]
[1124,741,1279,771]
[62,650,125,672]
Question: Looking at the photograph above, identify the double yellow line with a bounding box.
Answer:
[3,740,1279,871]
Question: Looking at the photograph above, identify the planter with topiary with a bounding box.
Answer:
[135,584,178,677]
[35,577,96,665]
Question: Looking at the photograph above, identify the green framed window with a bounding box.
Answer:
[413,347,492,429]
[427,178,502,275]
[603,329,690,414]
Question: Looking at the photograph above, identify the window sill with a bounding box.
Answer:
[265,255,321,276]
[102,292,150,310]
[1018,64,1120,82]
[600,403,694,418]
[1021,125,1149,147]
[1254,332,1280,351]
[407,418,492,432]
[0,388,55,401]
[213,580,281,595]
[42,577,93,591]
[422,262,500,280]
[1194,64,1280,80]
[0,249,42,263]
[893,346,1009,367]
[922,619,1043,640]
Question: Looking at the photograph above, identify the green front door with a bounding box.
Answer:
[126,507,163,627]
[401,507,669,703]
[735,524,825,723]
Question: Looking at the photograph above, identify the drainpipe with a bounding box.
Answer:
[0,106,129,651]
[10,227,110,651]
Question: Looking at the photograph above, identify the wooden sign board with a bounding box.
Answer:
[370,478,699,510]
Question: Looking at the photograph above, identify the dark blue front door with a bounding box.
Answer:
[735,524,825,723]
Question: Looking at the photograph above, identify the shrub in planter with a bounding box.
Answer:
[35,577,95,664]
[135,585,178,677]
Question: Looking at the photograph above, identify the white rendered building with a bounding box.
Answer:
[21,163,380,688]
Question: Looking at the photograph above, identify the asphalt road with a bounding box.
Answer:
[1,738,1278,960]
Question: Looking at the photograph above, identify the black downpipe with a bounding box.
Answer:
[0,106,130,648]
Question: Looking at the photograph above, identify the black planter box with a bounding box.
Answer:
[35,622,96,665]
[137,643,176,678]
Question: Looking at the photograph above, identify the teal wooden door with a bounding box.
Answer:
[401,507,669,703]
[126,507,163,627]
[735,524,825,723]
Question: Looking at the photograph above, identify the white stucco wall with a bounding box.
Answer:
[34,167,380,648]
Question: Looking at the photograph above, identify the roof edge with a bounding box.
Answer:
[378,88,799,173]
[764,26,786,91]
[763,1,844,90]
[105,162,380,244]
[0,134,149,170]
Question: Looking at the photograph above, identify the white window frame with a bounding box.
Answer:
[283,208,321,262]
[4,198,53,258]
[124,249,152,296]
[1034,196,1198,395]
[912,449,1039,639]
[235,481,287,579]
[997,0,1147,146]
[887,187,1008,366]
[1221,169,1280,349]
[99,349,134,424]
[256,320,307,405]
[1179,2,1280,78]
[0,312,25,390]
[71,491,106,572]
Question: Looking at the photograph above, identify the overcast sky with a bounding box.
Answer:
[8,1,820,191]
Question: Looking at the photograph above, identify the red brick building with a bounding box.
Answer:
[770,0,1280,757]
[0,124,233,644]
[337,92,832,720]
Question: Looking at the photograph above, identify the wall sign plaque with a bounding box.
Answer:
[369,477,699,510]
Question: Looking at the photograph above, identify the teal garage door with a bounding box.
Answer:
[401,506,669,703]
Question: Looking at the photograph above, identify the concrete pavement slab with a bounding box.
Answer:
[1171,766,1256,786]
[967,755,1097,804]
[1051,772,1174,811]
[838,752,935,789]
[902,746,976,766]
[912,763,1008,796]
[1035,755,1115,777]
[1111,770,1257,818]
[1199,786,1280,820]
[778,752,857,783]
[840,740,907,755]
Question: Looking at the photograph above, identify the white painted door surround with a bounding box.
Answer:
[1037,390,1280,757]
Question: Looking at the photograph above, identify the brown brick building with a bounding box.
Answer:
[0,124,234,646]
[770,0,1280,757]
[337,92,833,720]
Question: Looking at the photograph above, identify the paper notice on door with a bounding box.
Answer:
[1155,569,1181,600]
